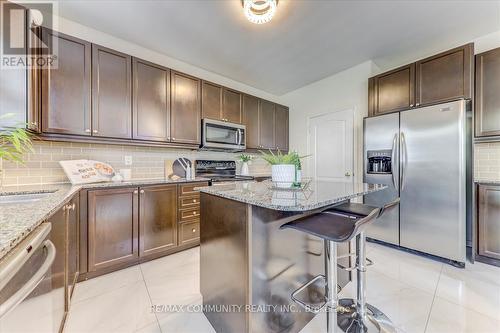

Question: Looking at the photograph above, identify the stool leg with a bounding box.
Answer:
[356,232,367,323]
[325,239,338,333]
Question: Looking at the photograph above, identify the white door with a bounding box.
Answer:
[307,109,354,183]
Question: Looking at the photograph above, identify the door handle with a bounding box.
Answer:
[391,133,398,188]
[400,132,408,191]
[345,172,351,177]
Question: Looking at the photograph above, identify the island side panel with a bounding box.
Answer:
[249,205,351,333]
[200,193,249,333]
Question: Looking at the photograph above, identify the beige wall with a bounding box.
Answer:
[1,141,269,186]
[280,61,378,183]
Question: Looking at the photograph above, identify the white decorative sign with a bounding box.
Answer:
[59,160,115,184]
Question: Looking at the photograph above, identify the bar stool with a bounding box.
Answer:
[280,198,400,333]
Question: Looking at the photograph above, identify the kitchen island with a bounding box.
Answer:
[198,180,386,333]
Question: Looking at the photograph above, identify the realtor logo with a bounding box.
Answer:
[1,1,58,69]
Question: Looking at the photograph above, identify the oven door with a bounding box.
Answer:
[202,119,246,151]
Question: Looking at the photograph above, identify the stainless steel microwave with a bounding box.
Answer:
[201,119,246,152]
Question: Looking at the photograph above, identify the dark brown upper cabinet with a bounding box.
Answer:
[41,29,91,135]
[92,44,132,139]
[475,47,500,138]
[416,43,473,106]
[368,64,415,116]
[201,81,223,121]
[139,184,178,259]
[132,58,170,142]
[275,105,289,151]
[201,83,242,124]
[259,100,276,149]
[88,187,139,273]
[0,2,31,130]
[222,88,242,123]
[243,95,260,149]
[368,44,473,117]
[170,71,201,145]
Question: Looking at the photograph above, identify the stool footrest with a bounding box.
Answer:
[290,275,341,313]
[337,257,374,272]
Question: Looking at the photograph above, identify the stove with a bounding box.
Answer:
[195,160,254,183]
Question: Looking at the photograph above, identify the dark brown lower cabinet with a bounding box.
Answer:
[84,183,203,277]
[46,193,79,331]
[65,194,79,307]
[48,205,67,295]
[477,184,500,262]
[139,184,178,259]
[179,220,200,246]
[88,187,139,272]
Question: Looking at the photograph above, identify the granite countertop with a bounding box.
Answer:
[0,178,209,260]
[197,180,387,212]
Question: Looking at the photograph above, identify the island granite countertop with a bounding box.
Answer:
[197,180,387,212]
[0,178,209,260]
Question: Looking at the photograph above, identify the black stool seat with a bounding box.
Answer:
[329,198,400,219]
[328,202,378,217]
[280,207,380,243]
[280,212,358,243]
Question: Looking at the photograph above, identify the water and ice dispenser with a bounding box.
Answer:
[366,150,392,174]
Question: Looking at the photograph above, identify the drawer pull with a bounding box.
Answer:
[192,199,197,203]
[192,228,196,233]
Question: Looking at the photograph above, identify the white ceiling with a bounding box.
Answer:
[56,0,500,95]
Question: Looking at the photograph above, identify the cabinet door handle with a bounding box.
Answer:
[416,103,420,106]
[140,190,145,194]
[85,129,91,133]
[93,129,98,134]
[192,199,197,203]
[192,228,197,233]
[409,104,414,107]
[134,190,138,194]
[63,203,75,211]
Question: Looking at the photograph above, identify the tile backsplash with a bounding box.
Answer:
[0,141,270,186]
[474,142,500,181]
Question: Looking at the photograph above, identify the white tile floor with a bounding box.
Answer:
[65,243,500,333]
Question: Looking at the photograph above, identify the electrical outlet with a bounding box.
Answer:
[124,155,133,166]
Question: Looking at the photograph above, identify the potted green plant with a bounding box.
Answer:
[260,150,308,188]
[0,114,34,188]
[237,154,253,176]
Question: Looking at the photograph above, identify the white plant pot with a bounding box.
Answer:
[272,164,296,188]
[240,162,250,176]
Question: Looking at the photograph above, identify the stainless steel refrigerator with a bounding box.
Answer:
[363,99,470,265]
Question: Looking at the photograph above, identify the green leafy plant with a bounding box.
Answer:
[0,113,34,164]
[237,154,253,163]
[259,149,309,166]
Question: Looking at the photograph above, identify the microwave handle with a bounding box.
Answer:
[237,129,241,145]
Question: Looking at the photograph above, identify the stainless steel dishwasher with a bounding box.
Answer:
[0,223,62,332]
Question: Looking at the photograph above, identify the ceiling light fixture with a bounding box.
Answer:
[242,0,278,25]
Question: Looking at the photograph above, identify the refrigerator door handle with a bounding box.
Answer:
[400,132,408,190]
[391,133,398,188]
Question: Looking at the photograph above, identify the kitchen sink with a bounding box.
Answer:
[0,191,56,205]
